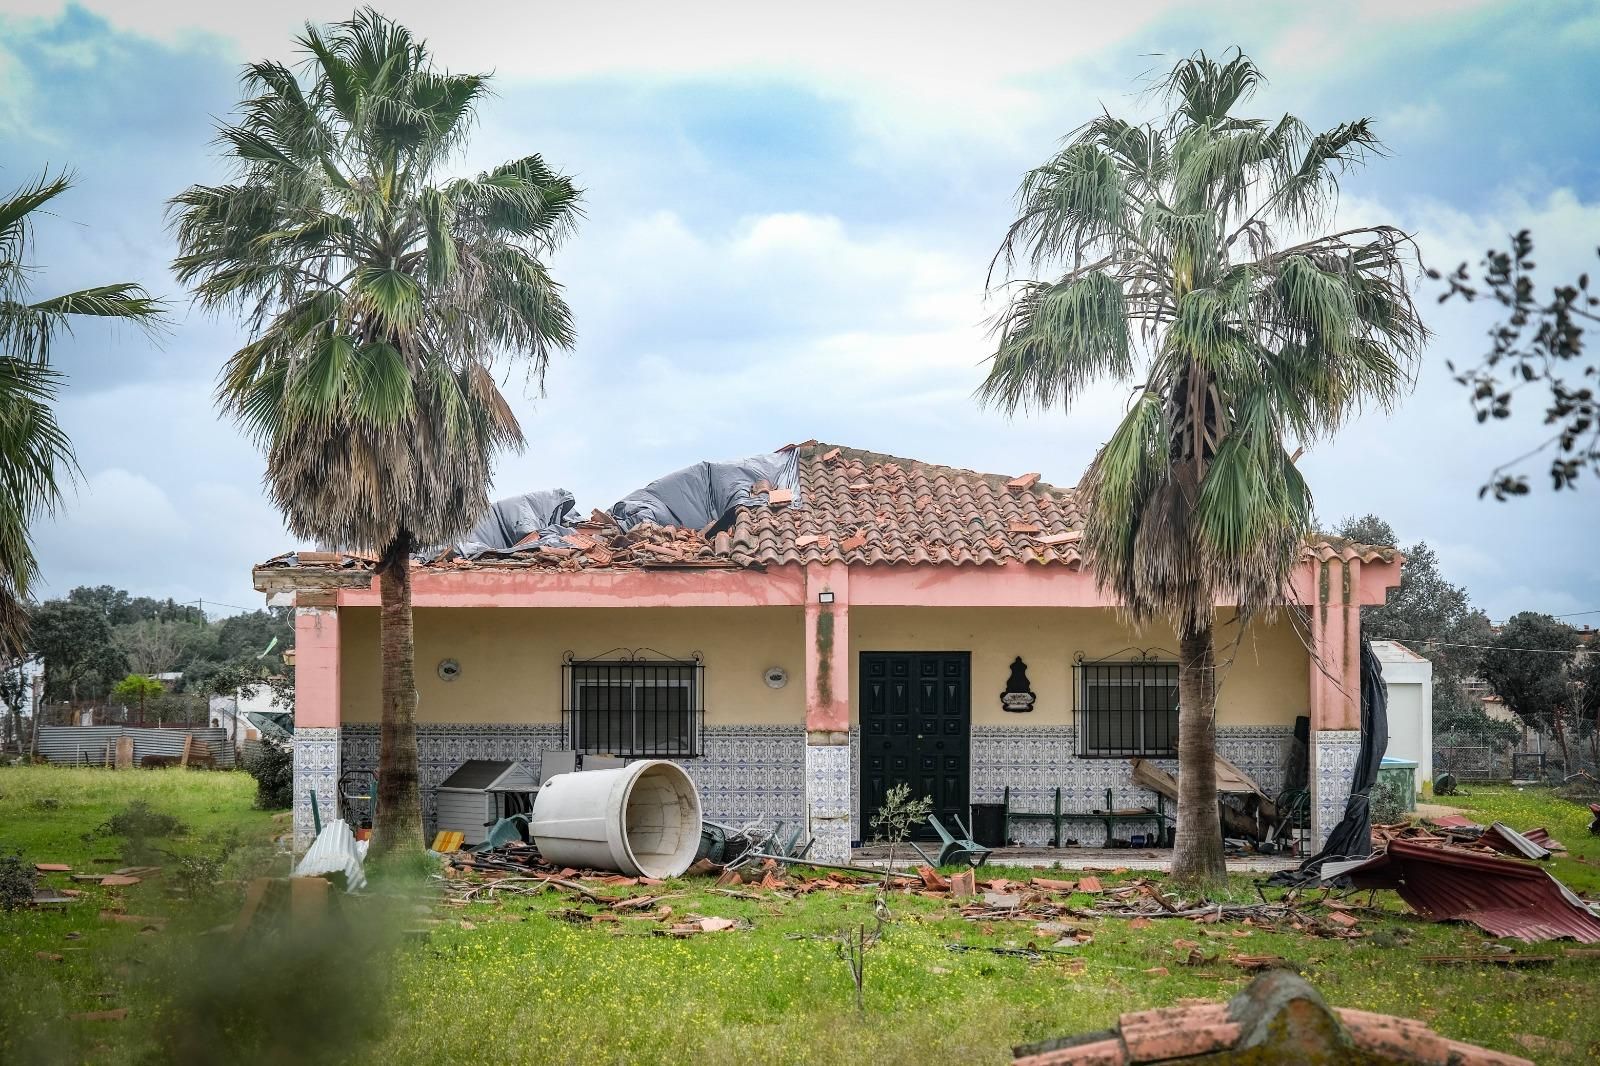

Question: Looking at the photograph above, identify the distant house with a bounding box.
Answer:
[208,684,286,754]
[1371,640,1433,792]
[253,441,1403,856]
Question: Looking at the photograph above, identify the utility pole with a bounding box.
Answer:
[27,670,43,760]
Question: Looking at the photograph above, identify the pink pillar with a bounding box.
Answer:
[1308,558,1361,733]
[803,563,850,736]
[292,603,341,850]
[1308,557,1364,849]
[804,563,852,863]
[294,605,341,728]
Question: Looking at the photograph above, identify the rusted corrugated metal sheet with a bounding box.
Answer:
[1479,822,1553,861]
[1346,838,1600,943]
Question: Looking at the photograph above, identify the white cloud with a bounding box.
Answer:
[2,0,1173,150]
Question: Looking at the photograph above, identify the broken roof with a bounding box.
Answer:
[256,440,1400,576]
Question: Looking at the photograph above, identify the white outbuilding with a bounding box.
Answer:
[1372,639,1434,793]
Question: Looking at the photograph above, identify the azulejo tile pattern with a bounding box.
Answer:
[292,727,340,850]
[683,726,805,829]
[339,723,805,834]
[1313,729,1363,850]
[967,724,1296,847]
[806,741,853,863]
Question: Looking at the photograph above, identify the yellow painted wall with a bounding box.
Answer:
[338,606,805,726]
[848,607,1308,727]
[336,605,1307,728]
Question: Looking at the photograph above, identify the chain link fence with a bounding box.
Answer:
[1435,722,1600,783]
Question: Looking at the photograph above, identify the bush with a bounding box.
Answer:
[89,800,190,863]
[1369,776,1408,824]
[245,741,293,810]
[102,800,189,839]
[0,851,36,910]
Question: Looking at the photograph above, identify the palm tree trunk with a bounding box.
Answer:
[1170,620,1226,888]
[373,531,424,855]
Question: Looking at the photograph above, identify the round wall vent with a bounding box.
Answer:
[763,666,788,689]
[437,658,462,682]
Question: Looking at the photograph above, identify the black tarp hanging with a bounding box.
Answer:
[1268,636,1389,886]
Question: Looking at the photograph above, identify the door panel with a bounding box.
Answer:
[860,651,970,840]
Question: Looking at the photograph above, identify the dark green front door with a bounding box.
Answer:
[859,651,970,840]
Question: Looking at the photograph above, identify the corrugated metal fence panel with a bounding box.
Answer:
[36,726,235,769]
[36,726,124,765]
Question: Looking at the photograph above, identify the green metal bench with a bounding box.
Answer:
[1002,787,1168,847]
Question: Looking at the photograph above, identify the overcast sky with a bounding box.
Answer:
[4,0,1597,624]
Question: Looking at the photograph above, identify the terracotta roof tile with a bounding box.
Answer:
[257,440,1401,577]
[726,442,1088,568]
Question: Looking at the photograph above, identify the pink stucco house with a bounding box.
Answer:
[254,441,1401,861]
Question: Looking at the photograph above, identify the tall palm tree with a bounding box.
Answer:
[0,171,162,658]
[979,51,1424,887]
[171,8,582,854]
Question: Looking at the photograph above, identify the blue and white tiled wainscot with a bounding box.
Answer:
[962,724,1297,848]
[340,723,806,837]
[292,726,341,851]
[1311,729,1363,850]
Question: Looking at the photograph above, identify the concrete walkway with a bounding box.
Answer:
[851,844,1300,874]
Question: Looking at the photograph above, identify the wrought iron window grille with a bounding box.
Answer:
[561,649,705,758]
[1072,649,1180,759]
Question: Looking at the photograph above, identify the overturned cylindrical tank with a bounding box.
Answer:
[530,760,703,879]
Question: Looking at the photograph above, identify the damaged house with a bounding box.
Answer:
[254,441,1402,861]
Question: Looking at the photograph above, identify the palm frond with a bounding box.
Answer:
[986,50,1423,623]
[978,271,1132,414]
[175,7,578,551]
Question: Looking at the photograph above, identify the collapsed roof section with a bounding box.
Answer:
[255,440,1401,576]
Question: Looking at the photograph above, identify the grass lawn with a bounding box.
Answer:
[3,765,1598,1064]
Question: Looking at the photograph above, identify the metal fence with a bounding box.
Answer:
[1435,723,1599,783]
[35,725,235,769]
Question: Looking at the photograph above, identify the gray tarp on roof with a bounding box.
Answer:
[425,451,800,561]
[609,450,800,532]
[431,488,577,560]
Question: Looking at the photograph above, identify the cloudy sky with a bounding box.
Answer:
[3,0,1597,624]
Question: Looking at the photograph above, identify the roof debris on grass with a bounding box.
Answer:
[1012,970,1532,1066]
[1333,837,1600,944]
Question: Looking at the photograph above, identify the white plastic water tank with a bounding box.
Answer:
[530,760,702,879]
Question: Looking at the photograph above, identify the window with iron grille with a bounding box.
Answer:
[1074,658,1179,758]
[561,652,704,758]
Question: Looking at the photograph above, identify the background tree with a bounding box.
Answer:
[0,174,161,657]
[1481,612,1582,768]
[111,674,166,726]
[28,600,127,705]
[1433,233,1597,498]
[67,586,206,626]
[1333,513,1494,683]
[171,9,582,853]
[0,656,32,750]
[979,51,1423,886]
